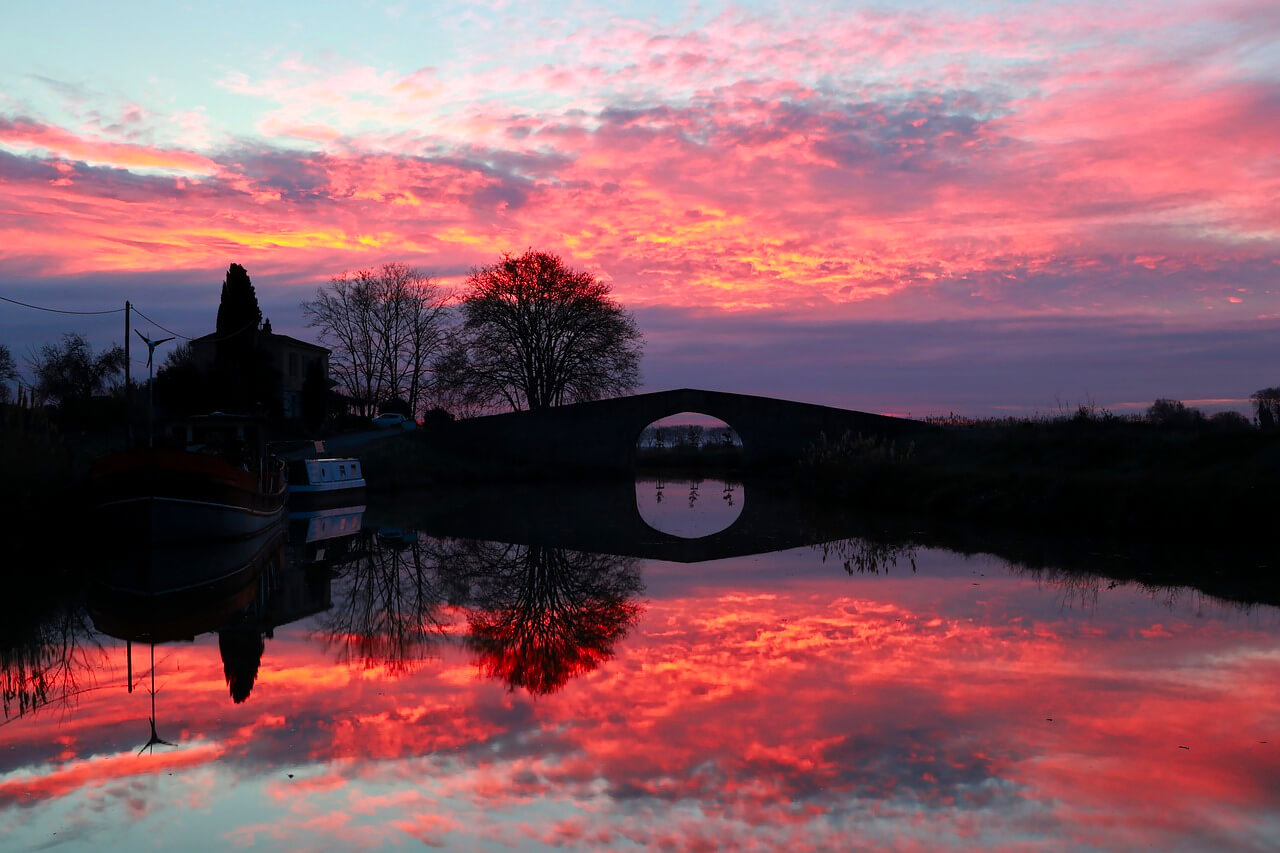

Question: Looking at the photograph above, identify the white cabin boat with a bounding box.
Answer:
[287,458,367,507]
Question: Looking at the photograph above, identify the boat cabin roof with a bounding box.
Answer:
[162,413,270,455]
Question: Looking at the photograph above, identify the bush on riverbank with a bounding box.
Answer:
[800,415,1280,540]
[2,405,72,512]
[634,442,744,469]
[358,430,489,488]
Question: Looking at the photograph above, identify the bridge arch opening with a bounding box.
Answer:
[633,411,743,470]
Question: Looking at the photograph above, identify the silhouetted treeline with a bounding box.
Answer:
[801,397,1280,546]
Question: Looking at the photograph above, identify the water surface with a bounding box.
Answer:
[2,491,1278,851]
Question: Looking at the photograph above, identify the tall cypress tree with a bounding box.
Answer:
[214,263,263,411]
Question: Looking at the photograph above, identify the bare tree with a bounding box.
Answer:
[1,601,105,721]
[437,250,642,412]
[305,271,379,416]
[302,263,448,417]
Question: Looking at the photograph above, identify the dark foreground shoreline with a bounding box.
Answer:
[360,418,1279,536]
[350,419,1279,605]
[8,416,1278,611]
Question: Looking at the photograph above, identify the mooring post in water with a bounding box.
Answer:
[127,640,133,694]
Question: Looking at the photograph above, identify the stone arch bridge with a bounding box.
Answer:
[440,388,925,474]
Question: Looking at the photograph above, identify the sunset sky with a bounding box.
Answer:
[2,0,1277,414]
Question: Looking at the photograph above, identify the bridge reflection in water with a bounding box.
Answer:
[382,478,876,563]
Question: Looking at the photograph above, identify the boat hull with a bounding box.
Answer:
[288,484,367,510]
[97,495,287,543]
[92,448,288,544]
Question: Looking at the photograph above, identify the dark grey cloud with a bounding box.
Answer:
[0,148,64,181]
[222,145,332,200]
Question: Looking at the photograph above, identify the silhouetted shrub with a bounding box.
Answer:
[421,407,455,429]
[332,413,374,432]
[804,431,915,472]
[1147,398,1204,428]
[1209,411,1251,431]
[1251,387,1280,430]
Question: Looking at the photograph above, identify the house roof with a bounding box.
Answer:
[263,332,329,353]
[190,329,329,354]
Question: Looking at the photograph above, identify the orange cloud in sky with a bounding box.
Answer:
[1,0,1276,321]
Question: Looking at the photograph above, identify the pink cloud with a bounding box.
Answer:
[0,0,1276,324]
[0,117,217,174]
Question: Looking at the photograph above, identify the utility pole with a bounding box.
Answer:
[125,300,133,448]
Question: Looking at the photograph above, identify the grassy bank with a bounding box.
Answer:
[799,417,1279,541]
[357,430,510,488]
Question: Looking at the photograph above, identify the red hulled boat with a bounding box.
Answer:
[92,414,288,545]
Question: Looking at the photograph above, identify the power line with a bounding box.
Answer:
[130,304,258,343]
[0,294,125,315]
[3,292,260,344]
[128,304,193,340]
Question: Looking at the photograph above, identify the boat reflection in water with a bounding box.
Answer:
[87,490,644,709]
[287,504,365,568]
[89,525,284,727]
[88,503,360,733]
[92,523,287,614]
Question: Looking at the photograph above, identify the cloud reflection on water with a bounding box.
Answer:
[1,544,1278,850]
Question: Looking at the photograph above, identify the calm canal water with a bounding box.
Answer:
[3,481,1278,851]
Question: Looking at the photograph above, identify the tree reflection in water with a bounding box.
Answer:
[319,530,452,675]
[218,628,265,704]
[1,601,103,721]
[815,537,918,575]
[439,541,644,695]
[318,528,644,693]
